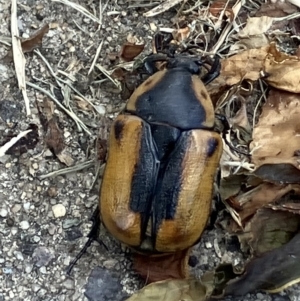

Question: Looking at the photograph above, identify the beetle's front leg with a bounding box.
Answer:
[143,54,169,74]
[201,55,221,85]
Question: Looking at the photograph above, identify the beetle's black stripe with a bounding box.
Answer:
[152,131,192,240]
[207,137,220,157]
[128,121,159,243]
[113,118,125,142]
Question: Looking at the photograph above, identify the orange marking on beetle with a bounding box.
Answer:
[191,75,215,128]
[100,114,145,247]
[155,130,222,252]
[126,70,167,112]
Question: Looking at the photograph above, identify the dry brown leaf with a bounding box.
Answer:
[133,249,190,283]
[224,233,300,296]
[230,34,269,52]
[240,208,300,256]
[264,44,300,93]
[21,24,49,53]
[220,46,269,86]
[173,27,190,42]
[250,89,300,183]
[229,183,300,226]
[125,278,210,301]
[120,42,145,62]
[239,17,273,37]
[40,98,74,166]
[209,0,234,21]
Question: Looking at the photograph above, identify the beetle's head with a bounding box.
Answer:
[167,56,203,74]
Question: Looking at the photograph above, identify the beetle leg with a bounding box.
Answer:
[153,32,174,54]
[143,54,169,74]
[201,55,221,85]
[66,206,107,275]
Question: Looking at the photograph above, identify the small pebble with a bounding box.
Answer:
[33,246,54,267]
[32,163,39,169]
[32,284,41,293]
[47,186,58,197]
[23,202,30,211]
[11,204,21,213]
[62,279,75,290]
[0,208,8,217]
[14,251,24,261]
[52,204,66,218]
[25,264,33,273]
[62,218,80,229]
[39,266,47,274]
[103,259,118,269]
[48,224,56,235]
[20,221,30,230]
[205,242,212,248]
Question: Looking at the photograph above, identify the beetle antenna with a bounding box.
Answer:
[66,206,107,275]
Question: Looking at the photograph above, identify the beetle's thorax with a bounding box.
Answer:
[126,68,215,130]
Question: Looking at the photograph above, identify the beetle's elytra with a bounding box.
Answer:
[100,55,223,254]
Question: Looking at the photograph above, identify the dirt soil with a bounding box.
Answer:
[0,0,299,301]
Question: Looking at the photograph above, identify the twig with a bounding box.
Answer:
[144,0,184,17]
[88,40,103,75]
[39,160,95,179]
[11,0,31,115]
[0,130,32,157]
[52,0,102,24]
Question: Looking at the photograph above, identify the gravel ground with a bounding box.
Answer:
[0,1,300,300]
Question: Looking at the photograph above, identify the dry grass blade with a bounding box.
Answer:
[212,0,245,54]
[88,40,103,75]
[0,129,32,157]
[11,0,31,116]
[143,0,184,17]
[96,64,121,89]
[39,160,95,179]
[0,36,11,46]
[52,0,102,24]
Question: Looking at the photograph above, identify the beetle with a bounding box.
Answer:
[67,52,223,274]
[99,53,223,254]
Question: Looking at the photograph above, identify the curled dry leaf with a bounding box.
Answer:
[21,24,49,53]
[120,42,145,62]
[228,183,300,227]
[264,43,300,93]
[133,249,190,283]
[250,89,300,183]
